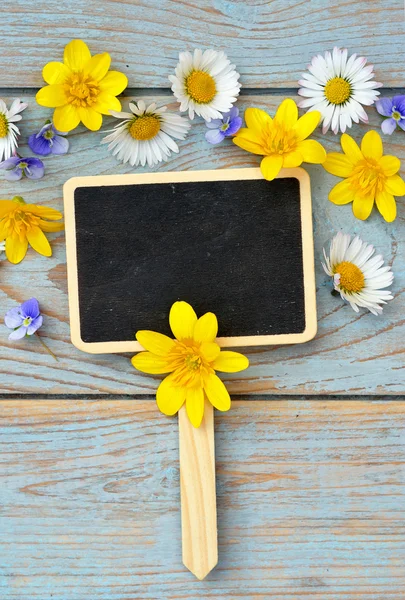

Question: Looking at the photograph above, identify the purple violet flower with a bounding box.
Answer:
[205,106,242,144]
[28,122,69,156]
[5,298,43,341]
[0,156,45,181]
[375,96,405,135]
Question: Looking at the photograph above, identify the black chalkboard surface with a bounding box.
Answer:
[64,168,316,354]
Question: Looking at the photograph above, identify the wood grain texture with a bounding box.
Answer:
[1,0,404,88]
[0,94,403,395]
[179,401,217,580]
[0,399,404,599]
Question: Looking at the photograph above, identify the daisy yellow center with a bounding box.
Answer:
[325,77,351,105]
[0,114,8,138]
[262,121,298,155]
[349,157,386,198]
[64,72,100,108]
[129,115,160,140]
[169,341,213,388]
[335,261,365,293]
[185,70,217,104]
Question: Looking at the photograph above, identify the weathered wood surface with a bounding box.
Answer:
[0,399,404,599]
[2,0,405,88]
[0,95,403,395]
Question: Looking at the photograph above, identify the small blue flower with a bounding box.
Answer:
[205,106,242,144]
[5,298,43,341]
[28,122,69,156]
[375,96,405,135]
[0,156,45,181]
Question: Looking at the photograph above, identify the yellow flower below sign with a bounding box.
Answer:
[323,130,405,222]
[233,99,326,181]
[36,39,128,132]
[132,301,249,428]
[0,196,64,264]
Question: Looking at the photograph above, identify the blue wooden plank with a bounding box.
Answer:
[1,0,404,88]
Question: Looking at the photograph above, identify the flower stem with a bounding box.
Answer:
[35,332,59,362]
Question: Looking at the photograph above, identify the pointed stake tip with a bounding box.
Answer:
[183,557,218,580]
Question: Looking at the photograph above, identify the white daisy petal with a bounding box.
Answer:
[298,48,380,134]
[0,97,27,160]
[323,233,394,315]
[101,100,190,167]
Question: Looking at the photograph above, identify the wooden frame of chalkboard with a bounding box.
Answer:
[63,167,317,354]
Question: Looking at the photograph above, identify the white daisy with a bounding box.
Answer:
[322,232,394,315]
[298,47,382,135]
[102,101,190,167]
[0,98,28,161]
[0,240,5,259]
[169,49,241,121]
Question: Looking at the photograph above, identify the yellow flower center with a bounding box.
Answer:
[185,70,217,104]
[392,110,401,121]
[64,72,100,108]
[334,261,365,293]
[262,121,298,155]
[349,157,386,198]
[168,341,214,388]
[129,115,160,141]
[0,113,8,138]
[1,207,40,239]
[325,77,351,105]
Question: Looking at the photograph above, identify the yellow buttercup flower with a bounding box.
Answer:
[36,39,128,132]
[323,130,405,222]
[132,301,249,428]
[0,196,64,264]
[233,99,326,181]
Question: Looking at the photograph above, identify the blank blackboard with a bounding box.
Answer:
[64,168,317,354]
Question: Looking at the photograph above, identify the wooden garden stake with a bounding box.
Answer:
[179,400,218,580]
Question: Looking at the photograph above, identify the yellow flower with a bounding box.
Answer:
[233,99,326,181]
[132,301,249,428]
[36,39,128,132]
[0,196,64,264]
[323,130,405,222]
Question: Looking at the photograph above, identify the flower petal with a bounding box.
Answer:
[4,307,23,329]
[375,98,393,117]
[375,190,397,222]
[24,205,63,220]
[6,234,28,264]
[233,134,264,155]
[99,71,128,95]
[296,139,326,163]
[340,133,363,163]
[361,130,383,160]
[244,107,272,133]
[84,52,111,81]
[381,118,397,135]
[379,155,401,176]
[204,372,231,412]
[323,152,353,177]
[282,150,303,168]
[169,301,197,341]
[200,342,220,363]
[205,129,225,144]
[212,351,249,373]
[27,315,43,335]
[186,387,205,427]
[26,226,52,257]
[193,312,218,343]
[37,219,65,233]
[329,179,355,205]
[156,375,186,416]
[78,107,103,131]
[93,92,122,115]
[260,155,283,181]
[43,61,71,85]
[9,326,28,341]
[385,174,405,196]
[0,200,17,218]
[64,39,92,72]
[51,135,69,155]
[352,193,374,220]
[53,104,81,132]
[20,298,40,319]
[36,85,67,108]
[131,351,174,374]
[28,133,52,156]
[274,98,298,126]
[294,111,320,141]
[136,330,175,356]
